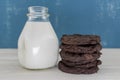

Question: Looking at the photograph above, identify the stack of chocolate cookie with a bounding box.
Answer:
[58,34,102,74]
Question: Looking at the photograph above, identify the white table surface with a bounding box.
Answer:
[0,49,120,80]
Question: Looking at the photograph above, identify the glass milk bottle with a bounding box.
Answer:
[18,6,59,69]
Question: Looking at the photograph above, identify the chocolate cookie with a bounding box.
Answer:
[58,61,99,74]
[62,60,101,68]
[61,34,101,45]
[60,50,102,62]
[60,44,102,53]
[62,59,101,66]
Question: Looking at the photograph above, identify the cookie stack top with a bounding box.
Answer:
[60,34,102,53]
[61,34,101,45]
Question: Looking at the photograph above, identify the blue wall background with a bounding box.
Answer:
[0,0,120,48]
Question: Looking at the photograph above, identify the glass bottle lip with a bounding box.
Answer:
[28,6,48,13]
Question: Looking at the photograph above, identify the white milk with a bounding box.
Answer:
[18,22,59,69]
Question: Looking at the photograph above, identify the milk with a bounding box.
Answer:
[18,22,59,69]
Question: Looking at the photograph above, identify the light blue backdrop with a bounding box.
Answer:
[0,0,120,48]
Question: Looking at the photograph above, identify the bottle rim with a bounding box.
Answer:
[28,6,48,13]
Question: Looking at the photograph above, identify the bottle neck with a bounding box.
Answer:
[27,6,49,22]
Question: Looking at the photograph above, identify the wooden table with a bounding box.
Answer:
[0,49,120,80]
